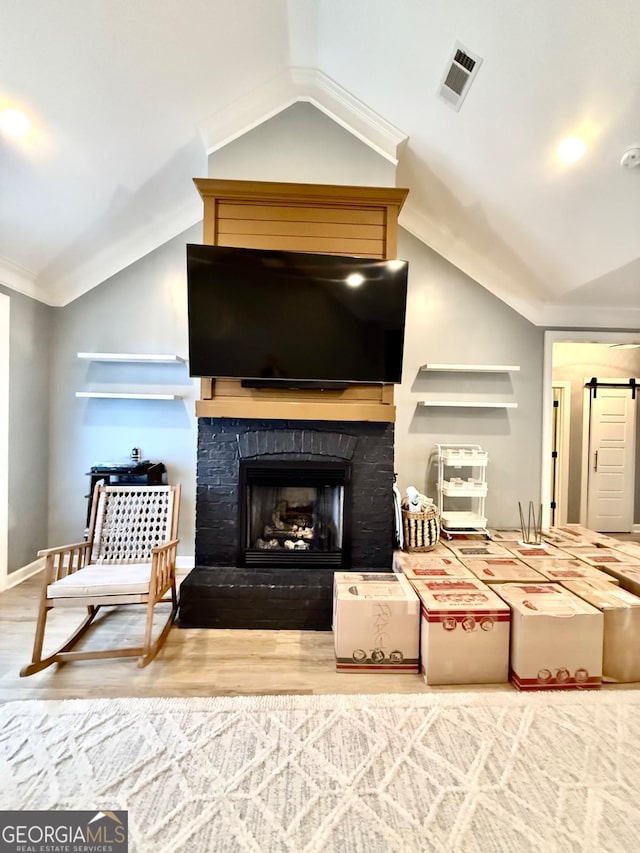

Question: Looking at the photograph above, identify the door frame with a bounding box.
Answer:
[551,380,571,526]
[580,377,638,529]
[542,330,640,530]
[0,293,9,591]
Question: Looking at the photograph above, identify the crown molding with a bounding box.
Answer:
[399,203,640,329]
[534,303,640,330]
[399,204,549,326]
[0,255,49,304]
[44,198,203,307]
[198,66,408,165]
[5,67,407,308]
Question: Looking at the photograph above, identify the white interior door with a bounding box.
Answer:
[586,384,636,532]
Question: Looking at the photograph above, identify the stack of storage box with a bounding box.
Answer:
[332,523,640,689]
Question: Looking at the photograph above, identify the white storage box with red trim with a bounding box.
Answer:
[487,529,523,541]
[593,564,640,597]
[504,542,572,562]
[332,572,401,635]
[553,524,606,542]
[495,583,603,691]
[392,550,469,575]
[541,529,586,547]
[609,542,640,562]
[443,540,513,560]
[561,578,640,683]
[412,578,510,685]
[393,551,474,581]
[559,547,634,567]
[333,573,420,673]
[461,558,548,584]
[333,572,400,586]
[531,559,619,585]
[403,564,476,582]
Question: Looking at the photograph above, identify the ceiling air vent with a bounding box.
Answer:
[438,43,483,111]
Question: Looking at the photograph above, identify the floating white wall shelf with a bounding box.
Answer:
[76,352,187,399]
[419,401,518,409]
[75,392,182,400]
[420,363,520,372]
[77,352,185,363]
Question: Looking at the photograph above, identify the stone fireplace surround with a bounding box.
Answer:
[179,417,395,629]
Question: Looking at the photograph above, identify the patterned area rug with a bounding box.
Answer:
[2,690,640,852]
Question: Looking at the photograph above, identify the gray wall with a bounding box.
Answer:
[45,102,397,556]
[395,231,544,527]
[0,285,51,573]
[42,101,547,555]
[553,342,640,523]
[14,103,637,568]
[48,227,200,554]
[43,226,547,553]
[209,103,545,527]
[208,101,397,186]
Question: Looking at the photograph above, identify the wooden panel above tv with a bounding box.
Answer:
[193,179,408,423]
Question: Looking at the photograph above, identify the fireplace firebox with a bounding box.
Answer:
[239,460,351,568]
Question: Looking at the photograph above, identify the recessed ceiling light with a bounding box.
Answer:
[0,108,31,137]
[557,136,586,164]
[346,273,365,288]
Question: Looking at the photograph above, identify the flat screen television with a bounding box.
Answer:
[186,244,408,386]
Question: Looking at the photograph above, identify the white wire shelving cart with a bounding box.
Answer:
[434,443,490,539]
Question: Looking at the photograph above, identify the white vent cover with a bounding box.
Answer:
[438,42,483,111]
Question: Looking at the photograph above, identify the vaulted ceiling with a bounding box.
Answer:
[1,0,639,327]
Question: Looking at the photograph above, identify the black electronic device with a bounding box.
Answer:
[84,462,166,527]
[186,244,408,385]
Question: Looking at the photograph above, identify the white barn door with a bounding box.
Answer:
[586,384,636,532]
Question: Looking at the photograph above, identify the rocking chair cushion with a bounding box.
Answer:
[47,563,153,598]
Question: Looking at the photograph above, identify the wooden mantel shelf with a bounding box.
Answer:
[196,379,396,423]
[193,178,408,423]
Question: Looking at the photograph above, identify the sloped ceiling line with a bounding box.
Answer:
[7,67,408,308]
[4,62,637,329]
[199,66,408,164]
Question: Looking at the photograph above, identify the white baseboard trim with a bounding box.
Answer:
[4,555,195,590]
[6,556,45,590]
[176,556,195,574]
[632,524,640,534]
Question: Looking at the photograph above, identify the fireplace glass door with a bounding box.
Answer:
[239,461,350,568]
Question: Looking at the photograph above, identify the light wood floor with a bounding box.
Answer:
[1,572,456,700]
[4,536,640,701]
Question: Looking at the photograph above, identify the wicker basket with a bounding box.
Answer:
[402,503,441,552]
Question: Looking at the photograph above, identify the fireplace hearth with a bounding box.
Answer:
[179,418,395,629]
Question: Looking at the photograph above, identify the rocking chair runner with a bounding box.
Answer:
[21,483,181,677]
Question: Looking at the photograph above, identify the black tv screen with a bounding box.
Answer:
[186,244,408,384]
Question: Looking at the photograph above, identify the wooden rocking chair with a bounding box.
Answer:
[21,483,181,676]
